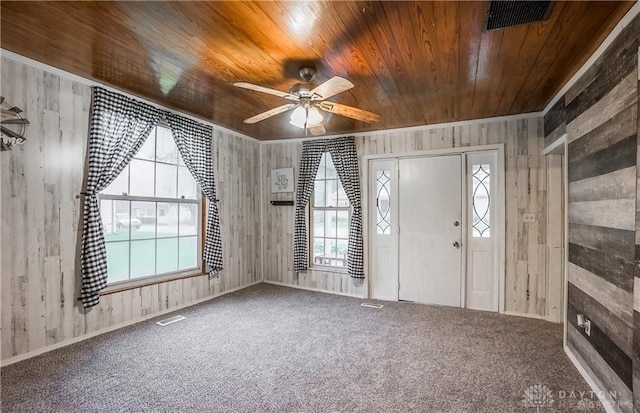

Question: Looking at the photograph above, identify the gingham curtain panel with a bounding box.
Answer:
[327,137,364,278]
[293,140,326,272]
[80,87,162,308]
[165,113,223,274]
[293,137,364,278]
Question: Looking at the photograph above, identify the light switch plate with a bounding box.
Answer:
[523,212,536,223]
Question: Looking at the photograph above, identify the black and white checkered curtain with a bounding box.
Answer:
[81,87,162,308]
[293,137,364,278]
[165,113,223,274]
[327,137,364,278]
[293,140,326,272]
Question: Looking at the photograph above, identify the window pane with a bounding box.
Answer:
[129,159,155,197]
[101,199,116,240]
[156,163,177,198]
[326,179,338,207]
[313,180,326,207]
[313,210,325,237]
[179,203,198,236]
[156,127,178,164]
[316,153,326,180]
[179,236,198,270]
[131,201,155,239]
[102,165,129,195]
[472,164,490,238]
[325,211,337,238]
[337,211,349,239]
[157,238,178,274]
[157,203,179,238]
[102,200,131,242]
[312,238,326,264]
[325,153,336,178]
[178,166,197,199]
[376,170,391,235]
[177,151,186,166]
[106,242,129,283]
[130,240,156,277]
[337,183,349,207]
[326,238,337,258]
[134,133,155,161]
[336,239,348,266]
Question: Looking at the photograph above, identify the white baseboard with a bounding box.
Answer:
[503,310,547,321]
[1,281,262,367]
[263,280,365,299]
[564,345,623,413]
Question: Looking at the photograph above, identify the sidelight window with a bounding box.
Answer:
[471,163,490,237]
[376,170,391,234]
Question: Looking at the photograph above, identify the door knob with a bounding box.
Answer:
[453,241,460,248]
[453,221,460,227]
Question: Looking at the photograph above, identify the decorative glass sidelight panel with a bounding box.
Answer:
[472,164,490,237]
[376,170,391,235]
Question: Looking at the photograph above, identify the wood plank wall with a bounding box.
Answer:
[635,39,640,413]
[0,57,262,362]
[544,14,639,412]
[261,117,549,317]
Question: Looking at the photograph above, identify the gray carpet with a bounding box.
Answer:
[2,283,601,412]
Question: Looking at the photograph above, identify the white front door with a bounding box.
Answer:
[465,151,499,311]
[398,155,463,306]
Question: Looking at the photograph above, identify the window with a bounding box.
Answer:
[471,163,490,237]
[376,169,391,234]
[100,126,201,284]
[311,153,350,268]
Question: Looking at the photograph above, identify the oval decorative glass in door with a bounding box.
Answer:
[471,164,490,237]
[376,170,391,234]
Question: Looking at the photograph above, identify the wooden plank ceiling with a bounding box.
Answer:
[0,1,634,140]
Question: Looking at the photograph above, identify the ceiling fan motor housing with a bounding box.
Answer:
[289,82,316,98]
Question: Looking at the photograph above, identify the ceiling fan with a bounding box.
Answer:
[233,67,380,136]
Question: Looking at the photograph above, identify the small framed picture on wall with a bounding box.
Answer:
[271,167,294,193]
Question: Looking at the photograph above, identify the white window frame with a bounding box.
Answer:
[99,125,203,288]
[309,152,351,271]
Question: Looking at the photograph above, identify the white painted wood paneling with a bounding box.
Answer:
[0,57,261,362]
[262,118,547,316]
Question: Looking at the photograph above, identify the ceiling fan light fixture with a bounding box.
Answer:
[290,106,323,129]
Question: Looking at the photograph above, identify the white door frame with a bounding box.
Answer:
[362,144,506,313]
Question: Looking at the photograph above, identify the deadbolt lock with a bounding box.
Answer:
[453,221,460,227]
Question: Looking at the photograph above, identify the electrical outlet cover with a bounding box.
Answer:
[523,212,536,223]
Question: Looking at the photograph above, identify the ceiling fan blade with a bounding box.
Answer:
[243,103,298,124]
[233,82,298,101]
[308,123,326,136]
[309,76,354,100]
[318,101,381,123]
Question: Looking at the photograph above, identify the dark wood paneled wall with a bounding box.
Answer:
[634,40,640,413]
[548,13,639,412]
[544,96,566,148]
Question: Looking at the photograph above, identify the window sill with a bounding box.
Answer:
[101,269,206,295]
[309,265,349,275]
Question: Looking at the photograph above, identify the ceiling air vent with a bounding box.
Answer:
[485,1,552,31]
